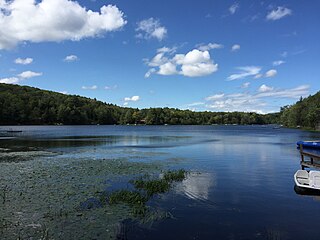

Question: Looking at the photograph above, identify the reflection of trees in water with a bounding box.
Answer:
[0,135,193,151]
[175,172,215,201]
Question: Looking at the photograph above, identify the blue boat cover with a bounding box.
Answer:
[297,141,320,149]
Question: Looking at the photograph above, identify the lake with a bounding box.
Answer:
[1,125,320,239]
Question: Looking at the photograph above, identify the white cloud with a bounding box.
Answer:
[205,93,225,101]
[187,102,205,107]
[145,68,156,78]
[64,55,78,62]
[145,48,218,78]
[254,74,263,79]
[273,60,285,66]
[266,7,292,21]
[104,85,117,90]
[157,46,176,54]
[0,1,126,50]
[82,85,97,90]
[17,71,42,79]
[59,91,68,94]
[0,70,42,84]
[231,44,240,52]
[258,84,274,92]
[241,82,250,88]
[265,69,277,78]
[204,85,309,113]
[14,57,33,65]
[229,3,239,15]
[256,85,309,99]
[197,43,223,51]
[0,77,20,84]
[124,96,140,102]
[158,62,178,75]
[136,18,167,41]
[227,66,261,81]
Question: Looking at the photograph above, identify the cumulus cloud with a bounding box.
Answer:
[231,44,240,52]
[82,85,97,90]
[136,18,167,41]
[0,70,42,84]
[64,55,78,62]
[145,48,218,78]
[258,84,274,92]
[197,43,223,51]
[266,7,292,21]
[229,3,239,15]
[14,57,33,65]
[158,62,178,75]
[124,96,140,102]
[0,77,20,84]
[17,71,42,79]
[227,66,261,81]
[265,69,277,78]
[273,60,285,66]
[0,0,126,50]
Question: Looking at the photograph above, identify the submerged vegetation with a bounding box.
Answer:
[104,169,187,217]
[0,83,278,126]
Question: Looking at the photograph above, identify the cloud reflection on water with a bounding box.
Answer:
[175,172,215,201]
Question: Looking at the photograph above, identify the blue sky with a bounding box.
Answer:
[0,0,319,113]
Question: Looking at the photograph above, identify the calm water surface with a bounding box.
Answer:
[1,125,320,239]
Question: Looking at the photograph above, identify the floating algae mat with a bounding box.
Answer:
[0,152,185,239]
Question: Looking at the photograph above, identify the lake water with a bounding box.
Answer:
[1,125,320,239]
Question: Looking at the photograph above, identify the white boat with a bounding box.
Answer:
[294,170,320,190]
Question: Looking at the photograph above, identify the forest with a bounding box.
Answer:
[1,83,318,130]
[280,91,320,130]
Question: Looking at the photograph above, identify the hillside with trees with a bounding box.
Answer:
[0,83,280,126]
[280,91,320,130]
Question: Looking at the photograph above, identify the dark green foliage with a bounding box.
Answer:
[109,190,148,206]
[163,169,187,182]
[132,170,186,196]
[0,83,280,125]
[108,190,148,216]
[107,169,187,217]
[280,91,320,130]
[132,178,171,197]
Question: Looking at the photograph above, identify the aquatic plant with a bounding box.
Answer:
[163,169,187,182]
[131,169,187,197]
[108,190,148,216]
[132,177,170,196]
[106,169,188,217]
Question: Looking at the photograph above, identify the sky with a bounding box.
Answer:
[0,0,319,114]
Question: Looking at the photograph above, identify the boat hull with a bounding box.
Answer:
[294,170,320,190]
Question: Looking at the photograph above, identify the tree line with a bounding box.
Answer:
[0,83,292,127]
[280,92,320,130]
